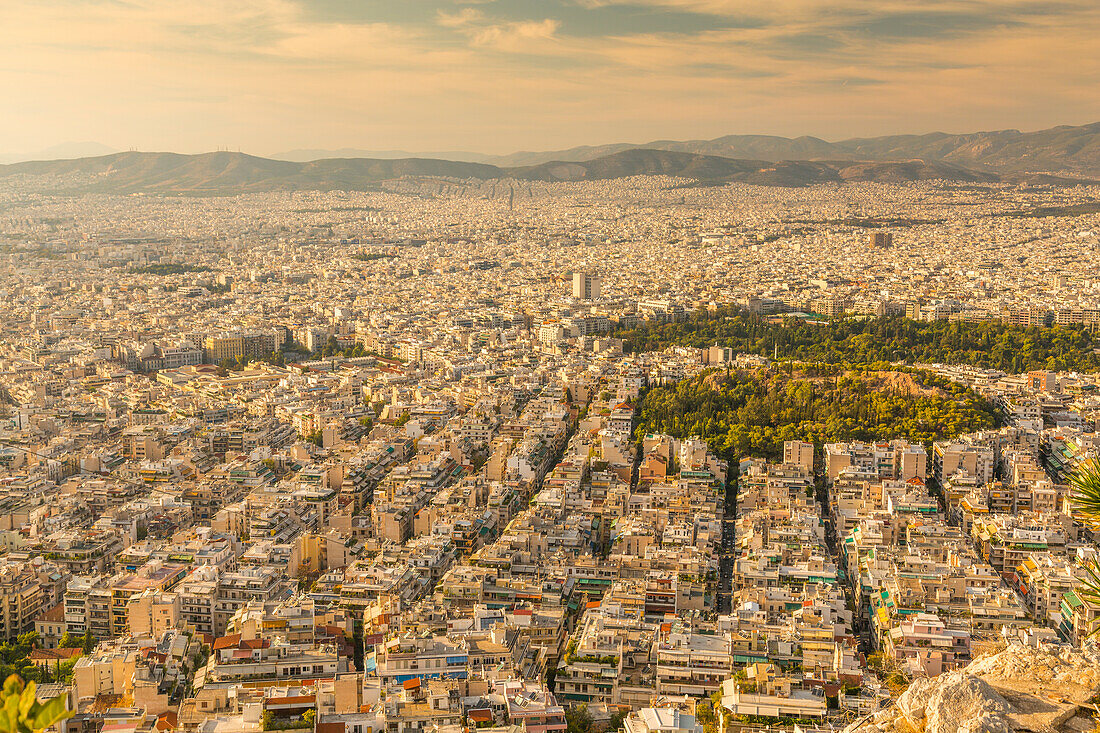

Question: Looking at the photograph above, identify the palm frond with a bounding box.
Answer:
[1067,462,1100,637]
[1080,558,1100,607]
[1068,460,1100,524]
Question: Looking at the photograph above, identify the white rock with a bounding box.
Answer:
[843,642,1100,733]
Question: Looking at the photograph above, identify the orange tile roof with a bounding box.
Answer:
[212,634,241,650]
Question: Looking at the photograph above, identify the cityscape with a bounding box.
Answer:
[3,3,1100,733]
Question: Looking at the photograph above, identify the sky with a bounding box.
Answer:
[2,0,1100,156]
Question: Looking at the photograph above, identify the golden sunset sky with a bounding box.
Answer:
[2,0,1099,155]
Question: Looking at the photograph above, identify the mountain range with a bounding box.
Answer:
[267,121,1100,173]
[4,121,1100,194]
[483,121,1100,172]
[272,148,492,164]
[0,149,1036,194]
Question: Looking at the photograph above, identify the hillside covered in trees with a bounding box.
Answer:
[126,263,213,275]
[635,366,999,462]
[616,309,1100,373]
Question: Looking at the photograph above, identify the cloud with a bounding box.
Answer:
[0,0,1098,154]
[437,7,485,28]
[437,6,562,53]
[471,18,562,50]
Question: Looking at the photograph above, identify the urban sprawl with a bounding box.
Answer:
[0,174,1098,733]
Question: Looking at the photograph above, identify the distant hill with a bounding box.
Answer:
[0,147,1090,194]
[490,135,842,168]
[833,160,1000,184]
[0,151,501,194]
[507,150,1020,186]
[508,150,845,185]
[0,141,117,165]
[485,121,1100,174]
[272,148,492,163]
[13,119,1100,179]
[836,123,1100,172]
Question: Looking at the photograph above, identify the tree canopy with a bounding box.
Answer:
[126,263,213,275]
[635,365,999,462]
[0,633,80,685]
[616,309,1100,374]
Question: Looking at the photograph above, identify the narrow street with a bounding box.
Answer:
[718,469,738,614]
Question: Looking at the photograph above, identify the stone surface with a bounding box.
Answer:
[843,643,1100,733]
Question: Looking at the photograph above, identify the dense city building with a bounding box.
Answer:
[0,173,1097,733]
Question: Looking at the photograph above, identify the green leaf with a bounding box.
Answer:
[29,697,70,731]
[0,676,71,733]
[3,692,21,733]
[1079,559,1100,606]
[1069,461,1100,523]
[17,684,36,719]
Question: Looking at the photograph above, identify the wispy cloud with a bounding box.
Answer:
[471,19,562,50]
[0,0,1098,154]
[437,8,562,52]
[437,8,485,28]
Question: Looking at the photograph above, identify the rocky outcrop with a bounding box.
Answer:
[844,643,1100,733]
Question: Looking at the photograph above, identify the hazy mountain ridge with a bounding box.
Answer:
[9,120,1100,176]
[485,121,1100,173]
[0,151,500,194]
[488,135,842,167]
[0,141,117,165]
[272,148,493,163]
[0,147,1089,194]
[509,151,843,185]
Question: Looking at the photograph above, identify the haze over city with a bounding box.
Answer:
[2,4,1100,733]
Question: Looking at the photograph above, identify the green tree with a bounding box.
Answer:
[614,309,1100,373]
[695,700,717,733]
[351,624,364,672]
[56,634,80,651]
[126,264,212,276]
[52,659,75,686]
[634,366,996,465]
[565,704,592,733]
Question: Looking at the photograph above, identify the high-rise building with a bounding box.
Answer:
[783,441,815,473]
[572,272,601,300]
[871,232,894,247]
